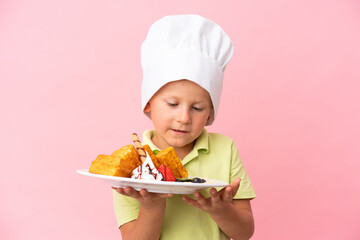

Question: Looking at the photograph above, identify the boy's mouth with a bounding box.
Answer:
[171,129,189,134]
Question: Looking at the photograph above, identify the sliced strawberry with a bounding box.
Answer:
[165,167,176,182]
[157,164,166,179]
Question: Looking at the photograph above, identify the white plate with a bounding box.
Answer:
[77,169,229,194]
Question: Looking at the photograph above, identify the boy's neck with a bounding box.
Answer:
[172,143,194,160]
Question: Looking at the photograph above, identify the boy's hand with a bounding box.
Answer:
[112,186,173,208]
[181,178,241,215]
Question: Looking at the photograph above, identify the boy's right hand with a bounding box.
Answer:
[112,186,173,208]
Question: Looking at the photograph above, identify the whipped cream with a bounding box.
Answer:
[131,155,163,181]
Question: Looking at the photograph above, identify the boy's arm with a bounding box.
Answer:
[210,199,254,240]
[182,178,254,240]
[120,201,166,240]
[113,187,171,240]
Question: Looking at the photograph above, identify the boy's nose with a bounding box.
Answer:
[176,107,191,124]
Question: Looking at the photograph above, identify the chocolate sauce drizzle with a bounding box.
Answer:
[133,164,159,179]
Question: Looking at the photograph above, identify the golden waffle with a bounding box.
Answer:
[156,147,188,178]
[142,144,162,169]
[89,144,141,177]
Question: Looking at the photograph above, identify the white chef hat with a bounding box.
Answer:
[141,14,234,125]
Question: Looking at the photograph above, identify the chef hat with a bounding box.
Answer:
[141,14,234,125]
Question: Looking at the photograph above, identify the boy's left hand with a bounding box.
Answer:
[182,177,240,215]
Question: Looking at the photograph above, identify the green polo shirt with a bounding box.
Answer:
[113,129,256,240]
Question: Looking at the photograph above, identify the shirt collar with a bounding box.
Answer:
[182,129,208,165]
[142,130,160,151]
[192,129,209,153]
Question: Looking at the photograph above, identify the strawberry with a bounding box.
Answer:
[165,167,176,182]
[157,164,167,180]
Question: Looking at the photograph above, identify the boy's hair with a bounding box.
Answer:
[141,14,234,126]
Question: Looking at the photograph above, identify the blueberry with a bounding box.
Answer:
[192,177,202,183]
[176,177,206,183]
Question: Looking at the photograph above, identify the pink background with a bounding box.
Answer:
[1,0,359,239]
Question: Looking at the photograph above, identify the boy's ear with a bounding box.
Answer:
[207,106,214,122]
[144,102,151,113]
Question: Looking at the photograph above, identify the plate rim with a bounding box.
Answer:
[76,169,230,192]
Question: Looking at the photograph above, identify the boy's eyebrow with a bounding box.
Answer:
[161,95,211,105]
[161,95,178,100]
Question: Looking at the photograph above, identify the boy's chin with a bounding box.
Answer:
[168,139,195,150]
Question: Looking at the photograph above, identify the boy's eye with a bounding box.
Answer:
[192,106,203,111]
[167,102,178,107]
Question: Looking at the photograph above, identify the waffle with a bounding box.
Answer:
[156,147,188,179]
[89,144,141,177]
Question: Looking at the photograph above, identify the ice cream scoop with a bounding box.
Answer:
[131,154,164,181]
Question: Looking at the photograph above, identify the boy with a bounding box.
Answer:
[113,15,256,240]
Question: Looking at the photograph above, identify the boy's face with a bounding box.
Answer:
[144,80,212,154]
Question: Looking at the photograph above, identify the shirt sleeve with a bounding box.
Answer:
[112,190,140,228]
[230,141,256,199]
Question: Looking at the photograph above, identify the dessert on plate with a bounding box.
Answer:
[89,133,190,182]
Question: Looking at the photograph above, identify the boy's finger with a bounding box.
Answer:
[161,193,174,198]
[123,187,141,198]
[112,187,125,194]
[223,186,234,202]
[230,178,241,197]
[194,192,210,207]
[139,189,150,198]
[210,188,221,204]
[112,186,137,197]
[182,195,201,208]
[140,190,173,199]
